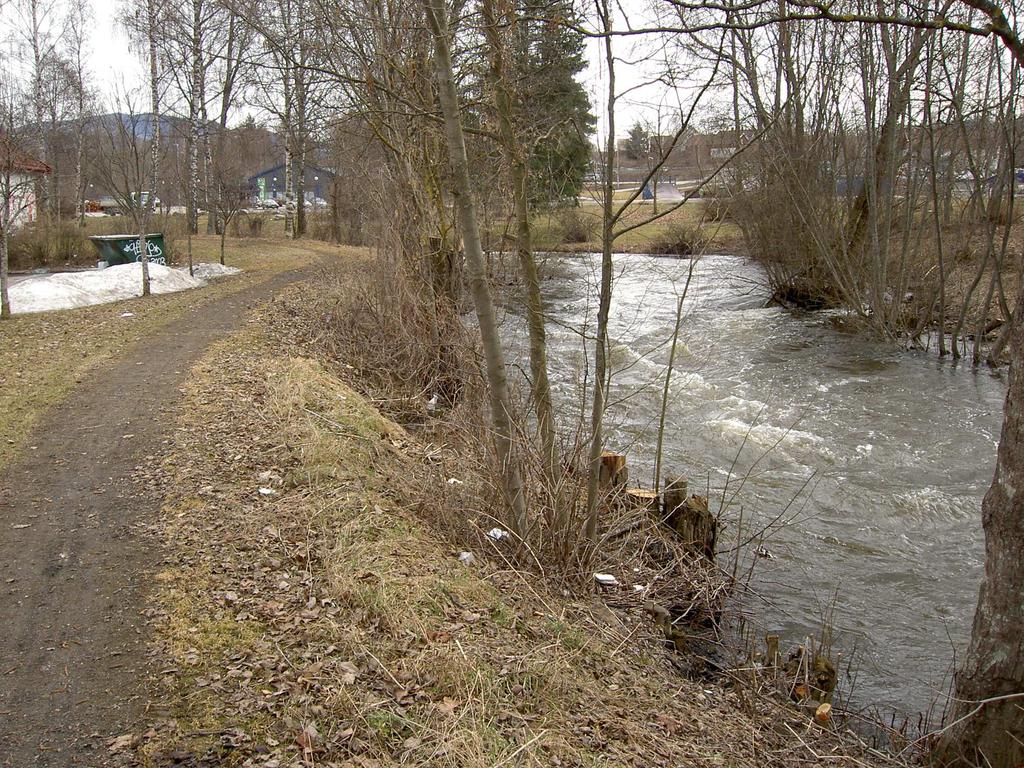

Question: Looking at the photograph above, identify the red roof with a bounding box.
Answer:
[0,135,52,174]
[12,156,52,174]
[12,155,52,174]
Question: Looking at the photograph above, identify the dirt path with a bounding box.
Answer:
[0,266,310,767]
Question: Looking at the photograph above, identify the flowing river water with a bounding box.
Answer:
[500,252,1007,719]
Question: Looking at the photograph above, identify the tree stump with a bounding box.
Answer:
[624,487,658,513]
[598,452,628,489]
[662,476,717,561]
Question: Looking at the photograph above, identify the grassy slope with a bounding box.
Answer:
[526,200,745,254]
[0,235,336,473]
[140,283,888,768]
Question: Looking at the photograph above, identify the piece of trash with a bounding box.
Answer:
[632,584,646,592]
[427,393,439,411]
[485,527,509,541]
[458,551,475,565]
[594,572,620,587]
[447,478,463,485]
[11,524,30,530]
[814,702,832,725]
[257,470,282,485]
[120,311,135,318]
[258,487,277,496]
[755,545,775,559]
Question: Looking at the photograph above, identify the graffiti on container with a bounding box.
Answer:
[123,237,166,265]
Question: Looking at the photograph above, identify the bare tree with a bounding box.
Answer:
[422,0,529,538]
[480,0,560,502]
[0,84,40,318]
[88,95,163,295]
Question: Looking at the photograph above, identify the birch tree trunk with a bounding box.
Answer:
[283,57,295,239]
[137,228,151,296]
[1,173,11,319]
[29,0,51,245]
[422,0,528,538]
[187,0,202,237]
[148,0,161,216]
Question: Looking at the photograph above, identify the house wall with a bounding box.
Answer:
[5,173,39,229]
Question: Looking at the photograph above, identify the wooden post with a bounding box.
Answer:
[662,475,717,561]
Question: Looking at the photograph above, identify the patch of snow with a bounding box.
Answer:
[191,262,241,280]
[8,263,209,315]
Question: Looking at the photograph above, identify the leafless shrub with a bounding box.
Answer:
[648,221,710,256]
[556,206,598,244]
[311,255,481,425]
[230,211,266,238]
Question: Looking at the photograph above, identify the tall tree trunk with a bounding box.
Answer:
[480,0,558,495]
[188,0,202,236]
[423,0,528,538]
[938,292,1024,766]
[584,0,616,545]
[75,114,86,227]
[202,103,217,235]
[283,58,295,239]
[293,51,307,239]
[29,0,50,256]
[138,230,151,296]
[148,0,161,215]
[284,134,294,238]
[1,185,10,319]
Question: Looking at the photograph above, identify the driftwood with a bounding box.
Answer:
[662,476,717,561]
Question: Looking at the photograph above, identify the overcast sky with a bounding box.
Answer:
[7,0,679,138]
[88,0,145,95]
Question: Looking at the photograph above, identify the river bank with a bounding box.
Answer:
[496,251,1005,723]
[133,257,899,766]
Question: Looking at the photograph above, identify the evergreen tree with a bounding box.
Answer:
[513,0,595,204]
[624,120,650,161]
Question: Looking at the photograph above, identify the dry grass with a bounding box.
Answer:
[0,234,340,473]
[527,200,745,254]
[138,282,900,768]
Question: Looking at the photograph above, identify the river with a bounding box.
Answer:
[501,251,1007,719]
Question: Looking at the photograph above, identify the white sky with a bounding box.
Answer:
[88,0,145,96]
[5,0,681,138]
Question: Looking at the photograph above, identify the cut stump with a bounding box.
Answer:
[662,476,717,561]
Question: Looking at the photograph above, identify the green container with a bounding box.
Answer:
[89,233,167,267]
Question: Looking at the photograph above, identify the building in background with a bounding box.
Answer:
[1,149,52,229]
[248,164,335,207]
